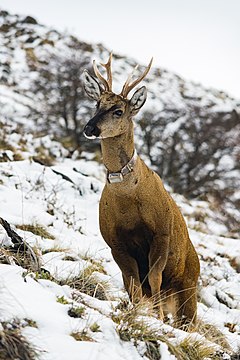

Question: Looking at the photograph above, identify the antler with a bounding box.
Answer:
[93,53,113,91]
[120,57,153,98]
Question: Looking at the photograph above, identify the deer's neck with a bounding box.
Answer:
[101,126,135,173]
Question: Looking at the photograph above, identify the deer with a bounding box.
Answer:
[82,53,200,328]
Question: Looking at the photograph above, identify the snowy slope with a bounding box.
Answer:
[0,130,240,360]
[0,7,239,237]
[0,8,240,360]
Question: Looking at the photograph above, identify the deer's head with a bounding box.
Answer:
[83,54,152,139]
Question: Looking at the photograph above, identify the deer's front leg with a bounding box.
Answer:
[111,248,142,302]
[148,234,170,319]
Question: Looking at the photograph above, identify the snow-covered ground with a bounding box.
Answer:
[0,132,239,360]
[0,8,239,359]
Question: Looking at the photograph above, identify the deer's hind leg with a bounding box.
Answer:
[175,268,199,329]
[175,247,200,329]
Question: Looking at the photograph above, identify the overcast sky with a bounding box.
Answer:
[1,0,240,98]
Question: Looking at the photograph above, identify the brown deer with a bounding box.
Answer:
[82,54,200,328]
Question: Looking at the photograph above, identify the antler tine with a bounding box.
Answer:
[93,60,110,91]
[100,52,113,90]
[120,64,139,98]
[121,57,153,98]
[92,53,113,92]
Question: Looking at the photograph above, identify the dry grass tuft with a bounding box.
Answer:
[196,320,231,351]
[63,255,78,261]
[178,336,218,360]
[0,246,41,273]
[81,255,107,275]
[0,320,40,360]
[42,246,69,255]
[0,218,42,272]
[64,272,109,301]
[70,330,94,342]
[32,146,55,166]
[16,223,55,240]
[62,264,109,301]
[13,151,24,161]
[111,299,224,360]
[112,299,171,360]
[0,139,15,151]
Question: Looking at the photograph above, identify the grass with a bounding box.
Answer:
[0,137,25,162]
[0,139,15,151]
[111,299,222,360]
[0,245,41,272]
[70,330,94,342]
[178,337,218,360]
[90,322,101,333]
[0,320,40,360]
[64,272,109,301]
[0,218,41,272]
[196,320,231,351]
[63,255,78,261]
[16,223,55,240]
[0,248,15,265]
[42,245,69,255]
[56,296,70,305]
[35,269,56,281]
[32,146,55,166]
[80,255,107,275]
[112,299,168,360]
[62,264,109,301]
[68,306,85,318]
[13,152,24,161]
[23,319,38,328]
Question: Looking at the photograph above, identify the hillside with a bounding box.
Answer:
[0,8,240,360]
[0,9,239,235]
[0,115,240,360]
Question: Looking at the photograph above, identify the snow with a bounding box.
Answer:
[0,8,239,359]
[0,132,240,359]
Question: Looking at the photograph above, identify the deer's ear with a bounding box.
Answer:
[83,70,102,100]
[129,86,147,113]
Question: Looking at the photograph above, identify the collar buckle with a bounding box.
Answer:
[108,172,124,184]
[107,149,137,184]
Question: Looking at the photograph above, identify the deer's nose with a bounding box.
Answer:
[84,124,94,137]
[83,124,100,139]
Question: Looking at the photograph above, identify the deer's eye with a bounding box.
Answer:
[113,109,123,117]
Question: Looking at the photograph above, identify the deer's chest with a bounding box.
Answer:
[99,191,155,256]
[100,192,143,230]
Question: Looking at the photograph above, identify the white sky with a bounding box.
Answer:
[1,0,240,98]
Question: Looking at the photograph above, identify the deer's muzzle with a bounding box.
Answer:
[83,114,101,139]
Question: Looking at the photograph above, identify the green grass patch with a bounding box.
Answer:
[90,322,101,333]
[56,296,70,305]
[68,306,85,318]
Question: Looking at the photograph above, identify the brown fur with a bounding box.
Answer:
[83,59,200,328]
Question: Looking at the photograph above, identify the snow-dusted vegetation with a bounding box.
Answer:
[0,8,239,360]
